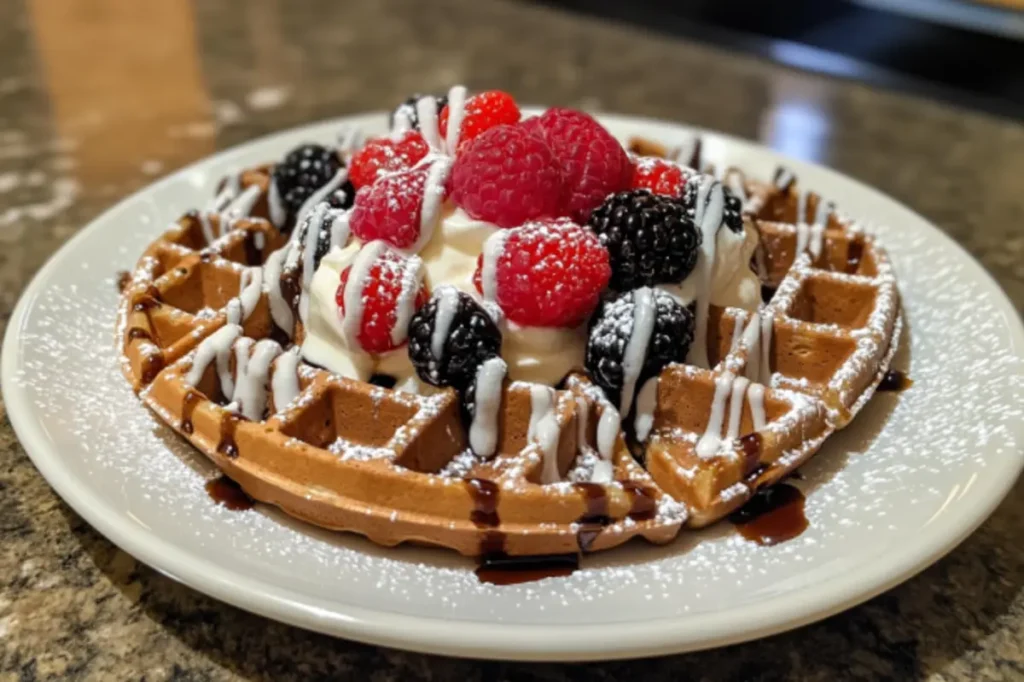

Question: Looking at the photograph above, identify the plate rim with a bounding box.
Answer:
[4,111,1024,661]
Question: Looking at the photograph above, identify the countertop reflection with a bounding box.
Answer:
[1,0,1023,680]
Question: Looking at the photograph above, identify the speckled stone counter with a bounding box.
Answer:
[1,0,1023,679]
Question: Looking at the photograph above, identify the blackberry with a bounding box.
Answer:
[390,94,448,132]
[272,144,345,230]
[588,190,702,291]
[408,286,502,391]
[585,287,694,410]
[293,202,346,275]
[680,177,744,234]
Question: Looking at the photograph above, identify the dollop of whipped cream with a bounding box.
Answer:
[301,200,762,393]
[301,203,590,391]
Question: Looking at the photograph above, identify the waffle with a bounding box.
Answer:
[116,106,901,558]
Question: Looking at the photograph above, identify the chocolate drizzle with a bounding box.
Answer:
[740,433,764,474]
[878,370,913,392]
[180,389,202,434]
[217,412,244,458]
[116,270,131,293]
[574,482,611,553]
[205,475,254,511]
[760,284,777,304]
[622,481,657,522]
[845,240,864,274]
[475,553,579,586]
[729,483,807,546]
[242,229,263,265]
[467,478,504,555]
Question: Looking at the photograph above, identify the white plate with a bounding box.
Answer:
[4,112,1024,662]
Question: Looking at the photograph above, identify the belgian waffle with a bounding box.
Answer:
[117,94,901,557]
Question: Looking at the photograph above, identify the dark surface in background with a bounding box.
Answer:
[534,0,1024,119]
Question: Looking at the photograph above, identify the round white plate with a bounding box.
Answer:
[4,112,1024,661]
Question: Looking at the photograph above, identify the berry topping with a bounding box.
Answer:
[474,218,611,327]
[407,286,502,390]
[523,108,631,223]
[680,176,744,234]
[390,94,448,132]
[439,90,521,151]
[348,131,429,189]
[350,162,448,249]
[272,144,348,229]
[588,189,702,291]
[336,242,429,354]
[449,124,563,228]
[630,157,690,198]
[585,287,694,410]
[295,201,352,275]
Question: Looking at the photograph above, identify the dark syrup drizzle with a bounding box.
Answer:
[242,229,263,265]
[878,370,913,392]
[740,432,763,475]
[475,553,579,586]
[205,475,254,511]
[729,483,808,546]
[217,413,244,458]
[466,478,504,555]
[116,270,131,293]
[180,389,202,435]
[622,481,657,522]
[574,482,611,553]
[845,240,865,274]
[760,284,777,304]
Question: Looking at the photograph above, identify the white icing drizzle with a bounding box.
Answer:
[696,373,734,458]
[408,156,453,254]
[619,287,657,414]
[596,404,620,460]
[469,357,506,457]
[262,243,295,336]
[444,85,468,155]
[758,309,774,386]
[232,338,283,420]
[687,176,725,368]
[528,385,562,484]
[271,347,302,412]
[267,176,286,228]
[416,96,443,152]
[633,376,659,443]
[747,383,767,431]
[337,127,364,157]
[389,255,425,345]
[430,285,461,360]
[795,222,811,258]
[480,229,510,304]
[186,324,242,389]
[341,241,389,347]
[224,184,261,221]
[729,311,747,354]
[774,167,795,191]
[740,310,774,386]
[726,375,750,440]
[226,266,264,325]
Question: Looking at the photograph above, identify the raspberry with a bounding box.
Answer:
[350,164,446,249]
[630,157,690,198]
[524,108,631,223]
[335,243,429,353]
[348,132,429,189]
[439,90,520,151]
[588,190,702,290]
[585,287,694,411]
[407,286,502,390]
[474,218,611,327]
[449,124,563,228]
[272,144,348,231]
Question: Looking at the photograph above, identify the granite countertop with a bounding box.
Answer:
[2,0,1023,679]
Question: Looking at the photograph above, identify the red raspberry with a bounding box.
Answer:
[336,243,429,353]
[351,164,447,249]
[348,131,429,189]
[439,90,520,152]
[525,108,631,223]
[631,156,689,197]
[450,124,563,228]
[473,218,611,327]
